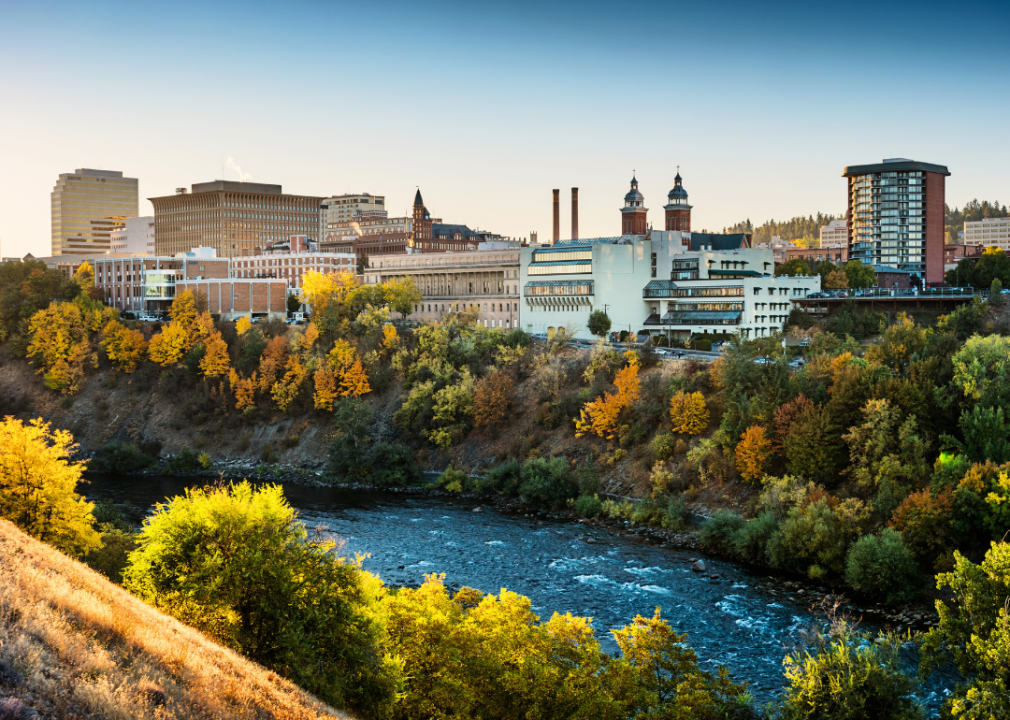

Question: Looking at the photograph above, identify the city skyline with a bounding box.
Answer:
[1,0,1009,258]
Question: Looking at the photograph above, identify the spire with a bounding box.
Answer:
[414,188,424,207]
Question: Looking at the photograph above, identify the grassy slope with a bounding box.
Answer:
[0,519,350,720]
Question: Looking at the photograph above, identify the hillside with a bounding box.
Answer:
[0,518,350,720]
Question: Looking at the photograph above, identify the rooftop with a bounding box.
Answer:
[842,160,950,177]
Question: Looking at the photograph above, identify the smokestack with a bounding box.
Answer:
[571,188,579,240]
[552,189,560,245]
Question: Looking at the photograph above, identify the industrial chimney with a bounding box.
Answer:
[571,188,579,240]
[552,189,560,245]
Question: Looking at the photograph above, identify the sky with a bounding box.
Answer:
[1,0,1008,258]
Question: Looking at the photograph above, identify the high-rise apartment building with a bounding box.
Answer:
[110,216,155,255]
[843,159,949,286]
[150,181,323,259]
[51,168,138,255]
[963,217,1010,250]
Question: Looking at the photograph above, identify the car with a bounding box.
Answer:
[799,340,811,347]
[137,314,160,322]
[789,357,805,367]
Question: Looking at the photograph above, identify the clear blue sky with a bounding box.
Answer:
[1,0,1008,257]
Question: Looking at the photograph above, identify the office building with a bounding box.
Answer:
[843,159,949,286]
[819,219,848,246]
[964,217,1010,249]
[319,193,387,240]
[520,177,818,340]
[150,181,323,259]
[232,249,356,289]
[364,244,521,328]
[51,168,138,255]
[944,243,984,275]
[110,216,155,255]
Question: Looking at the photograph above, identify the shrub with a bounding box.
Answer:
[845,529,919,603]
[698,511,745,554]
[650,432,677,462]
[439,465,468,492]
[518,456,579,507]
[138,439,162,457]
[774,625,924,720]
[482,459,522,496]
[260,445,277,465]
[198,452,212,469]
[889,488,955,565]
[573,493,603,518]
[473,370,515,429]
[282,434,300,448]
[370,442,420,487]
[89,441,155,474]
[733,512,780,564]
[669,391,709,435]
[602,498,635,521]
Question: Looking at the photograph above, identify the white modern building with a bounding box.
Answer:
[964,217,1010,249]
[819,219,848,246]
[110,216,155,255]
[520,232,820,341]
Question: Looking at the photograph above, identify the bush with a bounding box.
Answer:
[481,459,522,496]
[439,465,468,492]
[650,432,677,462]
[575,462,602,496]
[698,511,745,554]
[138,439,162,457]
[573,493,603,518]
[845,528,919,603]
[282,434,300,448]
[89,441,155,474]
[602,498,635,521]
[733,512,780,564]
[518,456,579,507]
[773,625,924,720]
[370,442,420,487]
[165,445,200,473]
[260,444,278,465]
[198,452,212,469]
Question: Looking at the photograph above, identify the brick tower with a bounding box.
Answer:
[621,175,648,236]
[664,170,692,232]
[412,188,432,246]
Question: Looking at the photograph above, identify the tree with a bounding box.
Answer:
[669,391,709,435]
[776,258,811,277]
[123,481,399,715]
[587,309,612,339]
[100,319,148,373]
[299,270,357,317]
[286,292,302,314]
[72,260,94,289]
[148,322,190,366]
[229,368,258,411]
[889,488,955,564]
[949,334,1010,411]
[865,313,929,376]
[198,331,230,377]
[169,289,198,326]
[575,353,641,439]
[844,528,919,603]
[844,259,877,289]
[783,405,841,482]
[327,339,371,398]
[775,623,924,720]
[921,542,1010,720]
[772,394,814,454]
[473,370,515,429]
[736,425,771,482]
[0,417,102,557]
[271,356,308,411]
[823,269,849,290]
[386,278,422,319]
[26,300,100,394]
[313,367,338,411]
[235,315,251,336]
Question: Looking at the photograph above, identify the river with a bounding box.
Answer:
[83,473,953,710]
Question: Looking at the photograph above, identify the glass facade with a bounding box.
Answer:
[51,169,138,255]
[849,170,926,277]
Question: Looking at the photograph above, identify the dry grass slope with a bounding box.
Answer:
[0,519,352,720]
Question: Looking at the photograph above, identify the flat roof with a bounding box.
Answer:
[843,160,950,177]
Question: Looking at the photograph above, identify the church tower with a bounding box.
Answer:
[411,188,432,248]
[621,176,648,236]
[664,170,692,232]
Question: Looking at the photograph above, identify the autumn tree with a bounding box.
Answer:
[327,338,371,398]
[258,335,290,391]
[169,289,198,326]
[386,277,422,319]
[575,353,641,439]
[229,368,258,412]
[669,391,709,435]
[271,356,308,412]
[72,260,94,289]
[235,315,251,336]
[26,300,100,394]
[823,269,849,290]
[299,270,357,317]
[382,322,399,352]
[736,425,771,482]
[0,417,102,557]
[473,370,515,429]
[772,394,814,454]
[148,322,190,366]
[100,319,148,373]
[889,488,955,564]
[199,331,231,377]
[313,367,338,411]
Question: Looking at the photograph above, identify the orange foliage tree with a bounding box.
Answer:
[100,319,148,373]
[889,487,955,563]
[326,339,371,398]
[148,322,190,366]
[199,332,231,377]
[575,353,641,439]
[313,367,338,411]
[473,370,516,429]
[271,356,308,412]
[229,369,258,412]
[735,426,771,482]
[772,394,814,453]
[669,391,709,435]
[257,335,289,391]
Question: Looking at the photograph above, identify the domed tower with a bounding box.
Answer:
[621,175,648,236]
[664,170,692,232]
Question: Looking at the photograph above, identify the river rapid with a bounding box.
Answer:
[83,474,953,710]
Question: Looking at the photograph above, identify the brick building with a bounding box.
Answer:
[231,249,356,288]
[782,244,848,265]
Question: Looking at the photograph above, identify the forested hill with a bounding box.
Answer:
[723,212,841,246]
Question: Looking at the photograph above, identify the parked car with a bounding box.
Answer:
[137,314,160,322]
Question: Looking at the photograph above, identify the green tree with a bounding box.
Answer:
[949,334,1010,410]
[0,417,102,557]
[783,405,841,483]
[844,528,919,603]
[327,397,373,479]
[922,542,1010,720]
[123,481,399,716]
[774,623,924,720]
[844,259,877,289]
[286,292,302,314]
[775,258,812,277]
[587,309,612,339]
[386,278,422,319]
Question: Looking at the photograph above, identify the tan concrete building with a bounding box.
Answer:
[150,181,323,259]
[364,244,521,328]
[51,169,138,255]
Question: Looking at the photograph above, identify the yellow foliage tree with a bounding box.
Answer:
[169,290,198,326]
[0,417,102,557]
[72,261,94,289]
[670,391,709,435]
[735,425,771,482]
[235,316,251,336]
[301,323,319,354]
[229,369,258,412]
[575,353,640,439]
[26,302,98,394]
[148,322,191,366]
[199,331,231,377]
[382,322,399,352]
[339,357,371,397]
[299,270,357,316]
[271,356,308,412]
[100,319,148,373]
[313,367,338,411]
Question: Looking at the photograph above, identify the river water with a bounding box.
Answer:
[83,474,952,710]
